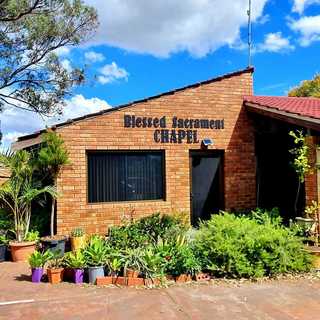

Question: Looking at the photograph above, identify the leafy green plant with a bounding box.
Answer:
[47,250,62,269]
[108,213,188,250]
[64,251,86,269]
[28,250,52,268]
[194,213,312,279]
[36,131,70,237]
[25,230,40,242]
[107,257,123,276]
[0,234,8,245]
[289,130,312,215]
[83,235,108,267]
[142,247,166,279]
[123,247,147,274]
[0,150,57,242]
[71,228,84,237]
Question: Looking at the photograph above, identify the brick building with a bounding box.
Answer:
[13,68,320,235]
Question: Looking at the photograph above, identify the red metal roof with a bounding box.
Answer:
[244,95,320,120]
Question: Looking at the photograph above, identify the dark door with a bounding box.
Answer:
[190,151,223,226]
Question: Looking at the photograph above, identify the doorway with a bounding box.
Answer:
[190,151,224,226]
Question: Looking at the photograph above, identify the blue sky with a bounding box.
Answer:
[1,0,320,148]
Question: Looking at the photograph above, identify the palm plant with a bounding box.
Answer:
[0,150,57,242]
[36,131,69,237]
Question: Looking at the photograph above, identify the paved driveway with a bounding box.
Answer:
[1,262,320,320]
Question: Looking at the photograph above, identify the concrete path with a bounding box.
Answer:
[1,262,320,319]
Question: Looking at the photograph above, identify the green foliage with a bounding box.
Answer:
[37,131,70,179]
[63,250,86,269]
[289,74,320,98]
[194,213,312,278]
[0,234,8,245]
[25,230,39,242]
[0,150,57,241]
[123,247,147,274]
[28,250,52,268]
[0,0,98,116]
[107,257,123,275]
[0,208,13,232]
[36,131,69,236]
[47,249,63,268]
[83,235,108,267]
[289,130,311,183]
[71,228,84,238]
[108,213,188,250]
[247,208,282,226]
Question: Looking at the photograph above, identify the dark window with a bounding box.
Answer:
[87,151,165,203]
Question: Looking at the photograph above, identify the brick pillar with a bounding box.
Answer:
[305,136,319,206]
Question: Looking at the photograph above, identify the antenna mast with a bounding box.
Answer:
[247,0,252,67]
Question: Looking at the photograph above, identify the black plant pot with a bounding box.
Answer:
[0,244,6,262]
[41,238,66,257]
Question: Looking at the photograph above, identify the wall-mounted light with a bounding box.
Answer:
[201,138,213,148]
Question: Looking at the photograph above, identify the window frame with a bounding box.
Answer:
[86,150,166,204]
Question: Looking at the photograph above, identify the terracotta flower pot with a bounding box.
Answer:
[71,236,86,252]
[175,274,192,283]
[47,268,64,284]
[125,268,139,278]
[10,241,36,262]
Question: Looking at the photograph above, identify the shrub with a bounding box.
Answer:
[108,213,188,250]
[194,212,312,278]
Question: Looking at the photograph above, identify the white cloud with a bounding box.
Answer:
[293,0,320,14]
[290,15,320,46]
[97,62,129,84]
[0,95,111,149]
[54,47,71,56]
[84,51,105,63]
[61,59,72,72]
[257,32,294,52]
[85,0,268,57]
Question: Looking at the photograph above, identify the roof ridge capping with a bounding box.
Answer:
[16,67,254,142]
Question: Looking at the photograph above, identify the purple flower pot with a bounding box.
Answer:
[31,268,44,283]
[74,268,84,284]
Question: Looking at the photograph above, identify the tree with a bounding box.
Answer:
[289,74,320,98]
[0,0,98,116]
[0,150,57,242]
[37,130,69,237]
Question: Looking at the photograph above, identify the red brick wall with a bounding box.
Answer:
[305,136,319,206]
[55,70,256,235]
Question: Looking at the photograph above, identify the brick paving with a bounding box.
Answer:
[1,262,320,319]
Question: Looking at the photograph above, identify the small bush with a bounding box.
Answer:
[194,212,312,278]
[108,213,187,250]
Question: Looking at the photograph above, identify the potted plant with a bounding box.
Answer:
[141,247,164,286]
[0,150,57,262]
[97,256,124,285]
[47,250,64,284]
[70,228,86,252]
[165,240,200,283]
[28,250,51,283]
[64,251,86,284]
[0,234,8,262]
[83,236,107,284]
[37,131,69,254]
